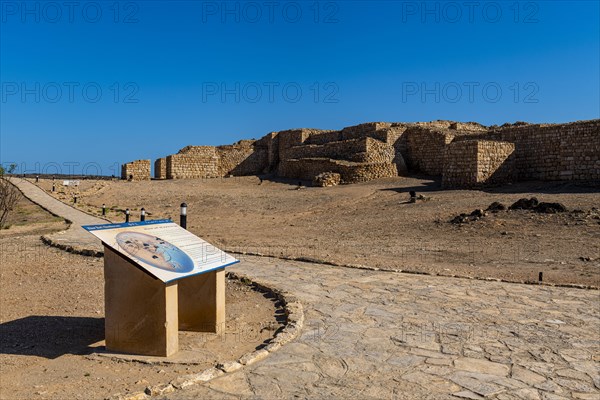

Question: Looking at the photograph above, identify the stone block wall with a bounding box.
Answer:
[149,119,598,187]
[121,160,151,181]
[405,128,455,175]
[364,137,396,164]
[303,130,340,145]
[154,158,167,179]
[278,158,398,184]
[284,138,370,162]
[166,147,219,179]
[442,141,479,187]
[442,141,515,188]
[340,122,391,141]
[494,121,600,181]
[477,141,516,184]
[217,141,269,176]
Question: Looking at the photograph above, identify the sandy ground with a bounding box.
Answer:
[0,194,285,400]
[36,176,600,287]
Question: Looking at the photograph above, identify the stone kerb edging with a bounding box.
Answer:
[40,235,104,257]
[226,249,600,291]
[111,271,305,400]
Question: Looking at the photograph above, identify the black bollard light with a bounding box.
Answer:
[125,208,130,223]
[538,272,543,283]
[74,195,77,204]
[36,175,39,183]
[140,208,146,222]
[102,204,106,216]
[180,203,187,229]
[52,183,55,192]
[52,176,55,182]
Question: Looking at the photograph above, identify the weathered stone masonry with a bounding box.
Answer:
[154,158,167,179]
[122,119,599,188]
[121,159,151,181]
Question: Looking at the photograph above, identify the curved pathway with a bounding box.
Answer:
[9,177,106,255]
[12,179,600,399]
[173,256,600,399]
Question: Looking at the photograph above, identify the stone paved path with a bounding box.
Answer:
[9,177,106,254]
[11,180,600,399]
[170,256,600,400]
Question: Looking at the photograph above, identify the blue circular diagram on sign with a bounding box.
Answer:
[115,231,194,273]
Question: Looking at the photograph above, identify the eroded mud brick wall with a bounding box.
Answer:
[154,158,167,179]
[121,160,151,180]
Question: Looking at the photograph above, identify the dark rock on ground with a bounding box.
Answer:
[486,202,506,212]
[470,209,485,218]
[534,202,568,214]
[509,197,539,210]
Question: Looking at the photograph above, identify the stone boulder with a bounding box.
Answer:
[312,172,341,187]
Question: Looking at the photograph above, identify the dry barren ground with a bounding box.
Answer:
[0,194,285,400]
[38,176,600,287]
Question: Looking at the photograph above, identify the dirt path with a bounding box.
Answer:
[8,178,107,254]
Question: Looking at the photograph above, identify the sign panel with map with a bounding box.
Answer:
[83,219,239,283]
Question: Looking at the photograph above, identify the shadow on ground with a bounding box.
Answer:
[481,180,600,194]
[0,316,104,359]
[379,176,442,194]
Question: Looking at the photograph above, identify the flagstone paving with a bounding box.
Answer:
[169,256,600,399]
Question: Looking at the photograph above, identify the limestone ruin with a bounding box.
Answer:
[121,159,151,181]
[122,119,599,188]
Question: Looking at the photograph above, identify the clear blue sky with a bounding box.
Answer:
[1,0,599,175]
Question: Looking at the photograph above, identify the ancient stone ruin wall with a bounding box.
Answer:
[121,159,151,181]
[217,140,269,176]
[149,119,598,187]
[284,137,371,162]
[365,137,396,164]
[154,158,167,179]
[494,120,600,181]
[274,124,400,183]
[303,130,341,145]
[278,158,398,184]
[405,128,455,175]
[442,141,515,188]
[442,141,478,188]
[340,122,392,141]
[166,147,219,179]
[477,141,516,184]
[276,129,324,158]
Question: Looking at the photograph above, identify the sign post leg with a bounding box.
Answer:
[178,268,225,333]
[103,247,179,357]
